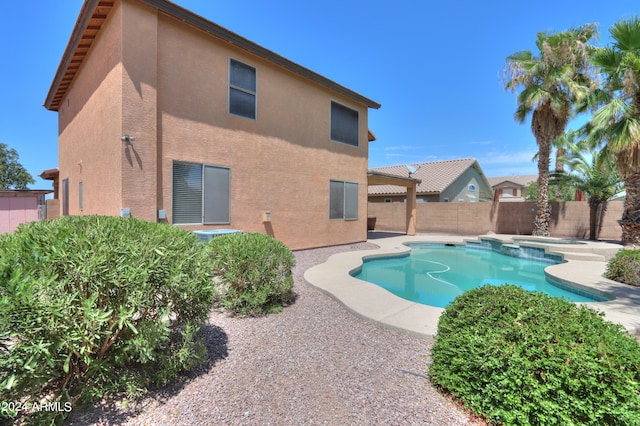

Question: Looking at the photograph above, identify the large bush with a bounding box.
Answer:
[605,249,640,286]
[209,232,295,316]
[0,216,214,423]
[429,285,640,425]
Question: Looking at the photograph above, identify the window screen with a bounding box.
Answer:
[173,162,231,225]
[62,178,69,216]
[229,59,256,119]
[203,165,230,224]
[331,101,359,146]
[173,162,203,224]
[79,181,83,212]
[330,180,358,220]
[329,180,345,219]
[344,182,358,219]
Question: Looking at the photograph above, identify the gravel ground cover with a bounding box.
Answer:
[66,242,476,425]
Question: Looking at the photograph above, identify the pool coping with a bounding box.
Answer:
[303,234,640,336]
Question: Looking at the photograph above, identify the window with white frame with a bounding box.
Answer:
[330,180,358,220]
[172,162,230,224]
[229,59,256,119]
[330,101,359,146]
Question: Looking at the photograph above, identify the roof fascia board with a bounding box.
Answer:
[44,0,103,110]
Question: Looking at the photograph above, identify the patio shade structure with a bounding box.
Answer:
[367,170,421,235]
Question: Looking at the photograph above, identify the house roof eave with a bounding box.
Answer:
[44,0,381,112]
[44,0,113,111]
[367,170,421,187]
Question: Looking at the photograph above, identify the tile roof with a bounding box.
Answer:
[487,174,538,188]
[368,158,480,195]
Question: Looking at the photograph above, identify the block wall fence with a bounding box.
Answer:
[368,201,625,240]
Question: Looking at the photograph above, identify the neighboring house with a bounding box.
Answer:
[488,175,537,202]
[43,0,380,250]
[368,158,493,203]
[0,190,53,234]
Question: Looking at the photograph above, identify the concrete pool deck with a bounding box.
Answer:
[303,234,640,336]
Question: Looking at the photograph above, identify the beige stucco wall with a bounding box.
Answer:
[368,201,625,240]
[46,199,60,220]
[120,0,160,221]
[155,12,369,249]
[57,2,124,217]
[54,0,371,250]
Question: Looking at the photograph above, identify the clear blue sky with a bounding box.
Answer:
[0,1,637,190]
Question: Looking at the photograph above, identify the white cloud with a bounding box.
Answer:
[477,150,537,165]
[474,150,539,177]
[383,145,414,151]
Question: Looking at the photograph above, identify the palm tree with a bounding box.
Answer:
[558,143,623,240]
[504,24,598,236]
[587,17,640,244]
[534,129,579,199]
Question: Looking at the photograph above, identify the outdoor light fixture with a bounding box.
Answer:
[121,135,136,143]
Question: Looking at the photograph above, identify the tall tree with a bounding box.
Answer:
[533,129,579,199]
[504,24,598,236]
[587,17,640,244]
[0,143,34,189]
[558,142,623,240]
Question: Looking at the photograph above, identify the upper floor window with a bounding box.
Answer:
[468,184,476,191]
[229,59,256,119]
[331,101,359,146]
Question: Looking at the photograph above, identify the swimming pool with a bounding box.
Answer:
[352,244,605,308]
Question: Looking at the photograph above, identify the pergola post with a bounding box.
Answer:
[367,171,421,236]
[406,183,417,235]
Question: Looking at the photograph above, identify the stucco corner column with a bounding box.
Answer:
[406,183,417,235]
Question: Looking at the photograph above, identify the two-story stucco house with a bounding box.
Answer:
[487,175,538,202]
[44,0,380,250]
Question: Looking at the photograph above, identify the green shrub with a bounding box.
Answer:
[208,232,295,316]
[429,285,640,425]
[0,216,214,424]
[605,249,640,286]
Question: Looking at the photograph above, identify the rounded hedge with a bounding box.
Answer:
[0,216,214,423]
[208,232,295,316]
[429,285,640,425]
[605,249,640,286]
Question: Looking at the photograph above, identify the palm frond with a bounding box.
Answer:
[506,50,534,63]
[589,98,631,131]
[592,46,622,67]
[610,17,640,51]
[517,84,549,108]
[575,88,612,114]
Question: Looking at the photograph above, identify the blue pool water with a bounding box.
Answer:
[352,245,604,308]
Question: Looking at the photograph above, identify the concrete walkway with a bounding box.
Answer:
[304,234,640,336]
